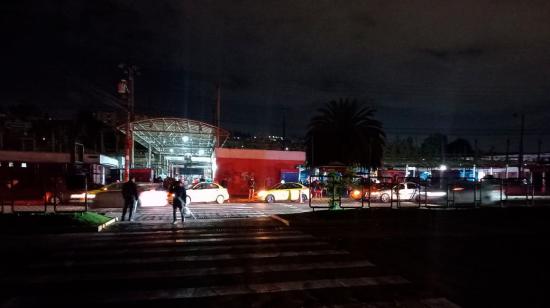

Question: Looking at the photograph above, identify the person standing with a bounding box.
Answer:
[121,177,138,222]
[172,180,187,224]
[248,176,255,200]
[221,178,228,188]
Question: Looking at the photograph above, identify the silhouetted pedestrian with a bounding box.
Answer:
[121,177,138,221]
[172,180,187,224]
[248,176,255,200]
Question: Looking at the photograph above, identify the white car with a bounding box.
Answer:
[363,182,446,203]
[75,182,167,208]
[365,182,420,203]
[185,182,229,204]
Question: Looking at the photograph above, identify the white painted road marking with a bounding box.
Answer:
[103,276,410,302]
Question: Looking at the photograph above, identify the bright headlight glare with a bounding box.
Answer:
[71,193,95,199]
[257,191,267,197]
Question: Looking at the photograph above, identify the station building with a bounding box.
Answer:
[122,117,305,194]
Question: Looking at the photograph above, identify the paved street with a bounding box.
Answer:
[0,204,459,307]
[100,202,318,221]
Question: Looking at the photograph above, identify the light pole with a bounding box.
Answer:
[118,64,138,181]
[514,113,525,178]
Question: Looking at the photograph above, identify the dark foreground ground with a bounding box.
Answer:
[1,206,550,307]
[282,207,550,307]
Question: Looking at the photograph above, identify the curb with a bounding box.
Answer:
[97,217,118,232]
[270,215,290,226]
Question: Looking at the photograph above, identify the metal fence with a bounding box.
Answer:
[307,173,549,210]
[0,175,90,214]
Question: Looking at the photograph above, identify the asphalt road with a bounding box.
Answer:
[282,208,550,308]
[2,202,550,307]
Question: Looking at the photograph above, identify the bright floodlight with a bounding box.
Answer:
[439,164,447,171]
[182,136,189,142]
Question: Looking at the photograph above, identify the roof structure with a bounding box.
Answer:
[118,117,230,162]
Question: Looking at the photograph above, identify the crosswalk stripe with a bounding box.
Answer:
[51,241,330,257]
[31,249,350,268]
[331,297,461,308]
[101,276,410,302]
[60,231,306,244]
[64,234,315,248]
[79,230,305,240]
[14,260,376,284]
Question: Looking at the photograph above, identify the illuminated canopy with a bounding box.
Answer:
[118,117,229,162]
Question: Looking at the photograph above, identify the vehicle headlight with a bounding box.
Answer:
[70,193,95,199]
[257,190,267,198]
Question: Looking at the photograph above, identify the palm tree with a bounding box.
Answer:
[306,98,385,169]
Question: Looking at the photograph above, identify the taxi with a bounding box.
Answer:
[256,182,309,203]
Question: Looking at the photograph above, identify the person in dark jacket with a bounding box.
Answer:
[172,180,187,224]
[121,177,139,221]
[248,176,255,200]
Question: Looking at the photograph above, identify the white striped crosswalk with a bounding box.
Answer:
[0,218,460,307]
[103,276,411,302]
[97,203,316,221]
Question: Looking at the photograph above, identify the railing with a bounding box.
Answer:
[0,175,89,214]
[305,174,549,211]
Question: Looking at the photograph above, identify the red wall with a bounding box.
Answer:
[215,148,305,196]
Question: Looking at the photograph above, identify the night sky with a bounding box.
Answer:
[3,0,550,152]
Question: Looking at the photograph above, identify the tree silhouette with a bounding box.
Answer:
[306,98,385,168]
[446,138,474,158]
[421,133,447,160]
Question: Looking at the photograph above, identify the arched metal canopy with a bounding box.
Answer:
[118,117,229,161]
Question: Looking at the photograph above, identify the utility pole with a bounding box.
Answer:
[474,139,478,165]
[505,138,510,164]
[282,107,287,150]
[537,138,542,163]
[518,113,525,178]
[118,64,138,181]
[440,135,446,165]
[216,84,221,148]
[311,134,314,168]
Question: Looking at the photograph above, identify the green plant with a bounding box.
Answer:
[326,172,343,210]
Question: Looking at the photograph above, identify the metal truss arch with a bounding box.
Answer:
[118,117,229,161]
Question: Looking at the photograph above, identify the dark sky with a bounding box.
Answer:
[3,0,550,152]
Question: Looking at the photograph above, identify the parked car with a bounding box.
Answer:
[351,182,419,203]
[352,181,448,203]
[350,182,390,201]
[503,178,532,196]
[168,182,229,205]
[74,182,166,208]
[445,181,502,205]
[2,175,94,205]
[256,182,309,203]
